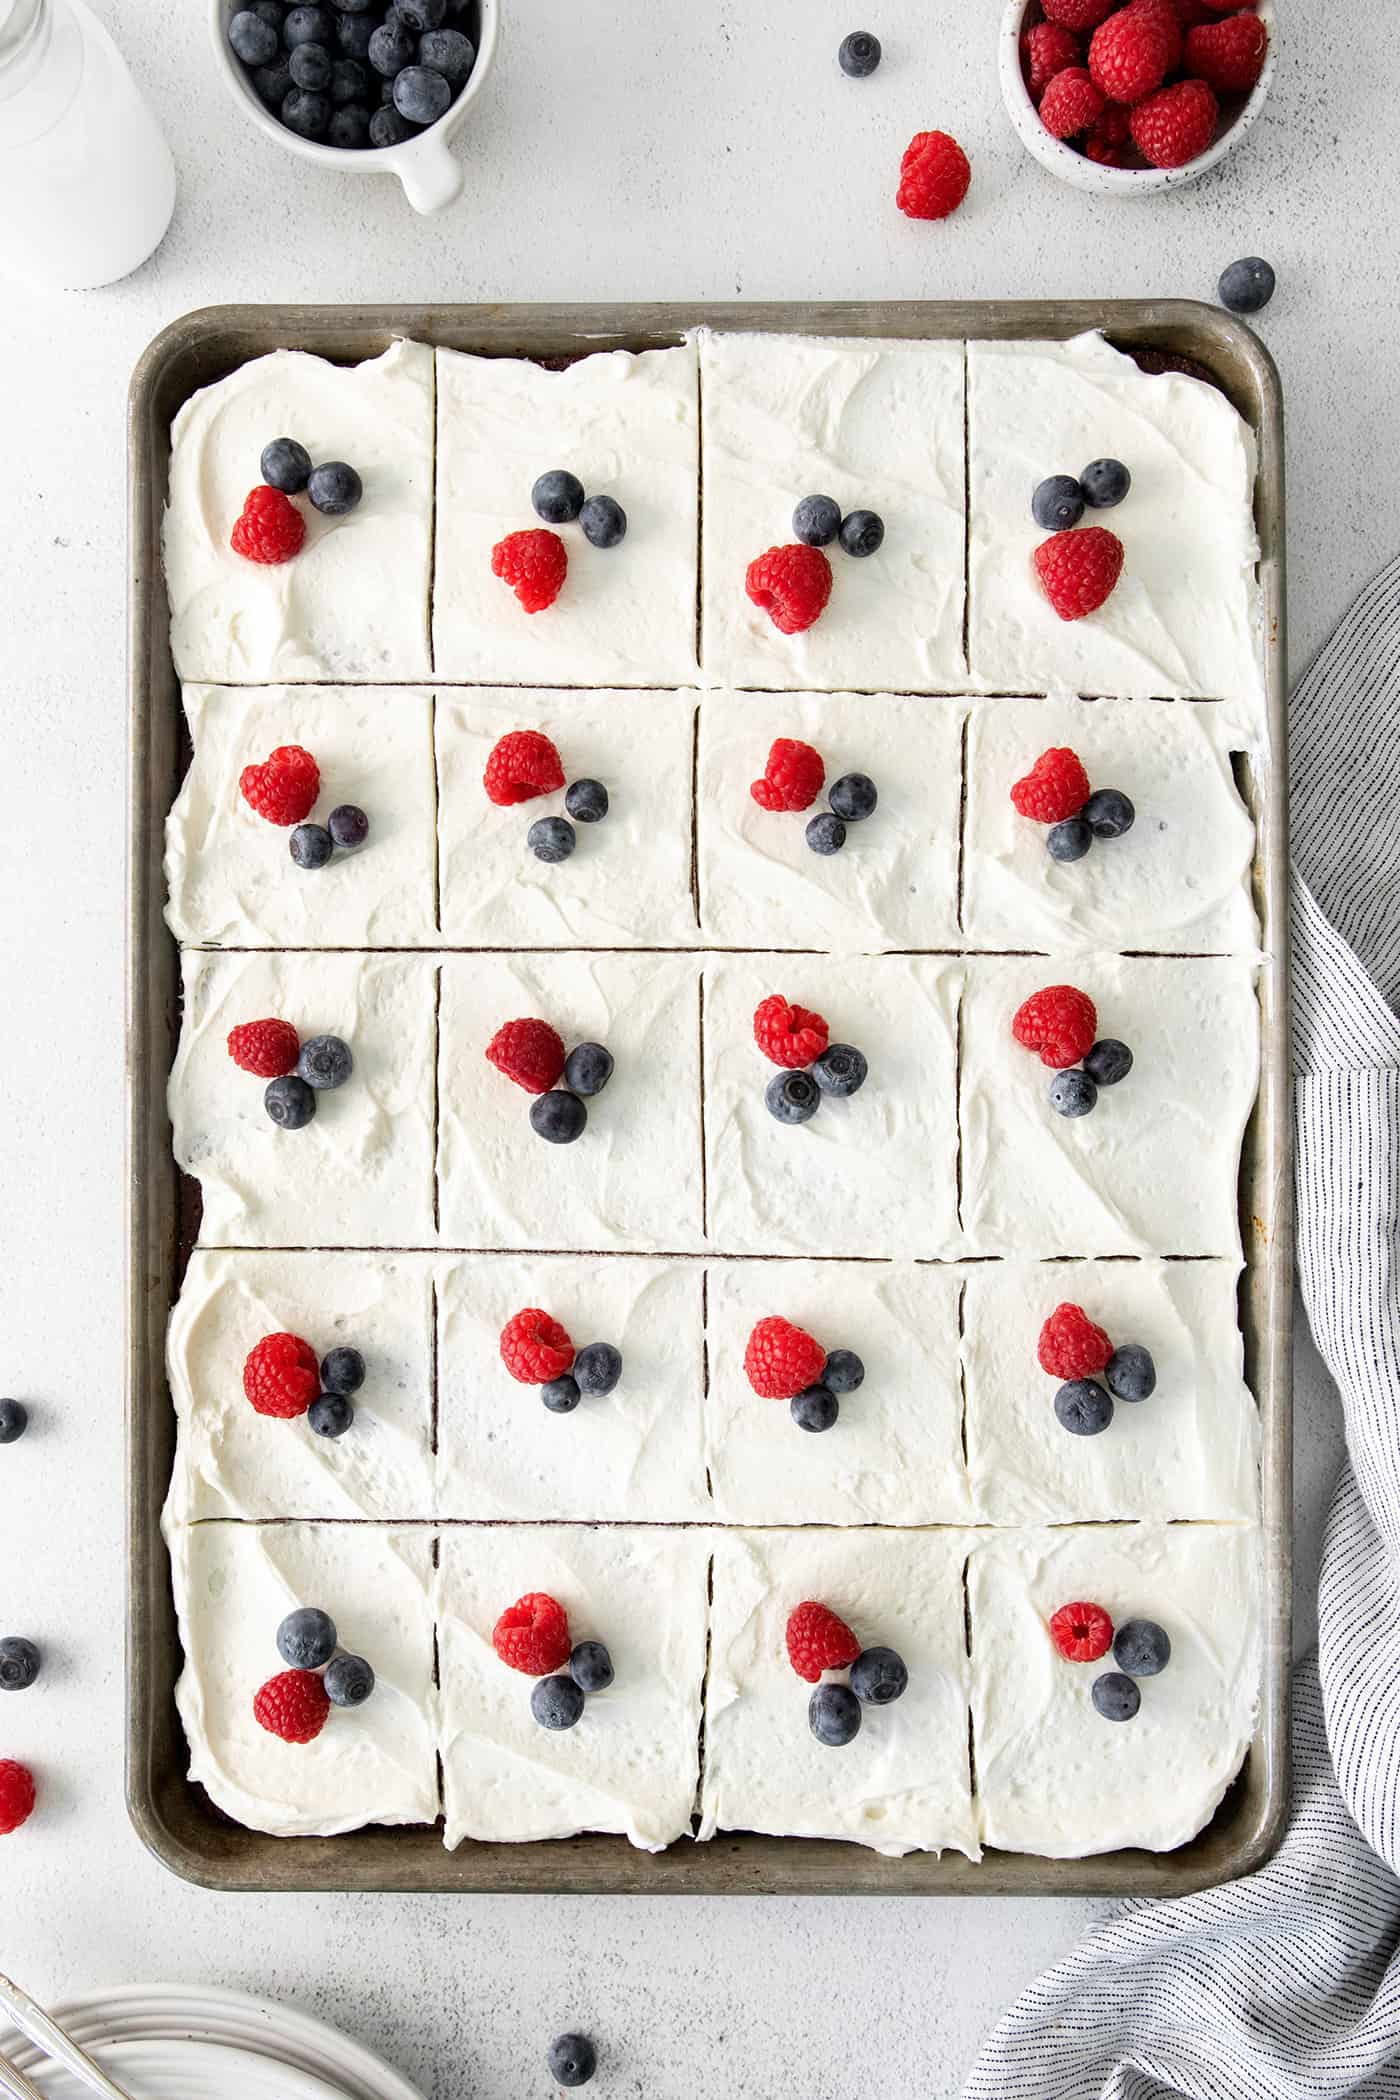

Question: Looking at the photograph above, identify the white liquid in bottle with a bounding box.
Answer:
[0,0,176,291]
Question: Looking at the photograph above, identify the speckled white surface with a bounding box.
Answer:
[0,0,1373,2086]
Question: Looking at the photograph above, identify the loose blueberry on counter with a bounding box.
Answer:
[569,1640,614,1692]
[1219,256,1275,315]
[541,1373,582,1413]
[1105,1342,1156,1402]
[1091,1670,1141,1722]
[265,1074,317,1128]
[806,811,847,855]
[850,1645,907,1705]
[290,822,334,870]
[1084,1038,1133,1087]
[563,1041,614,1096]
[531,1090,588,1144]
[0,1399,28,1445]
[284,6,333,47]
[765,1069,821,1125]
[325,1651,376,1706]
[368,104,414,145]
[1080,458,1131,509]
[548,2035,597,2089]
[277,1606,337,1670]
[823,1347,865,1393]
[0,1638,40,1692]
[307,461,363,516]
[565,778,609,824]
[579,494,627,548]
[791,1383,839,1433]
[532,1674,586,1730]
[367,15,416,73]
[419,27,475,79]
[839,508,884,558]
[308,1392,355,1438]
[1047,816,1092,863]
[793,493,842,547]
[282,87,331,137]
[532,470,585,524]
[1032,475,1085,532]
[259,437,312,492]
[289,40,332,89]
[809,1681,863,1746]
[838,29,882,75]
[393,60,451,120]
[229,9,280,65]
[529,815,576,864]
[321,1346,366,1394]
[574,1342,622,1396]
[1082,787,1135,838]
[1054,1378,1114,1436]
[328,104,370,146]
[1113,1617,1171,1676]
[827,772,877,822]
[328,803,369,850]
[812,1043,867,1097]
[297,1034,353,1090]
[1049,1068,1097,1118]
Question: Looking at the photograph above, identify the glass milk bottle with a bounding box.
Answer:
[0,0,175,290]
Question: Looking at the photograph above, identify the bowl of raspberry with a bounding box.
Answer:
[1000,0,1275,194]
[212,0,500,214]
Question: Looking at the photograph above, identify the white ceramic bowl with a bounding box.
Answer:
[211,0,500,214]
[999,0,1276,195]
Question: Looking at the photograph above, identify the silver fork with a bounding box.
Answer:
[0,1978,136,2100]
[0,2048,50,2100]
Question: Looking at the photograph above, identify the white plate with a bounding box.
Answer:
[0,2038,352,2100]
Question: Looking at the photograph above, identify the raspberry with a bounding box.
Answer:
[1125,0,1183,71]
[226,1017,301,1078]
[491,528,568,613]
[1129,77,1218,167]
[1039,66,1105,139]
[493,1591,571,1676]
[1023,20,1082,99]
[0,1759,35,1835]
[1010,747,1091,824]
[239,744,320,826]
[744,1314,828,1400]
[1199,0,1257,10]
[1038,1302,1114,1380]
[1088,9,1172,103]
[243,1332,321,1419]
[1049,1601,1114,1664]
[745,544,833,635]
[500,1307,575,1385]
[1184,13,1268,95]
[895,130,971,221]
[751,738,825,813]
[1083,102,1134,163]
[1033,527,1124,621]
[753,994,829,1070]
[1040,0,1115,29]
[230,485,306,565]
[786,1601,861,1684]
[485,1016,566,1095]
[1012,985,1099,1070]
[483,729,566,807]
[253,1668,330,1743]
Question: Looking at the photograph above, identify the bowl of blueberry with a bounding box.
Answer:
[214,0,499,213]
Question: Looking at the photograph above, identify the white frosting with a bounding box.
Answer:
[170,950,438,1248]
[436,1255,709,1520]
[165,1250,436,1523]
[436,688,698,948]
[959,953,1260,1258]
[165,685,438,949]
[437,952,705,1253]
[696,690,963,953]
[168,1520,439,1837]
[966,334,1264,711]
[702,955,961,1258]
[704,1261,970,1524]
[963,1260,1259,1523]
[968,1522,1261,1856]
[432,345,700,687]
[435,1524,710,1851]
[698,332,967,692]
[700,1527,978,1857]
[163,342,434,685]
[962,694,1260,955]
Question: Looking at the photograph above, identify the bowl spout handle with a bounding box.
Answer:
[396,138,465,215]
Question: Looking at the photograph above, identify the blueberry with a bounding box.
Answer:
[850,1645,907,1705]
[394,0,446,26]
[565,778,609,824]
[792,493,841,546]
[541,1374,581,1413]
[307,460,363,515]
[289,39,332,88]
[369,103,415,144]
[838,508,884,558]
[419,27,474,78]
[1218,256,1275,315]
[328,803,369,849]
[1049,1068,1098,1118]
[229,10,280,66]
[574,1342,622,1396]
[297,1034,353,1090]
[1032,474,1085,531]
[1091,1671,1141,1722]
[531,1674,586,1730]
[330,0,373,11]
[329,56,369,101]
[1054,1378,1114,1436]
[765,1070,820,1125]
[838,29,881,75]
[367,16,416,74]
[277,1605,337,1669]
[530,1090,588,1144]
[321,1345,366,1393]
[1084,1038,1133,1087]
[809,1682,862,1746]
[531,469,585,524]
[335,12,375,56]
[380,75,397,101]
[1080,458,1131,509]
[308,1392,355,1437]
[812,1043,867,1097]
[580,494,627,548]
[260,436,312,491]
[327,103,370,146]
[1082,787,1135,838]
[1112,1617,1171,1677]
[265,1074,317,1128]
[281,86,331,137]
[0,1399,29,1445]
[563,1042,613,1096]
[253,55,294,104]
[806,812,847,855]
[393,62,451,122]
[290,822,334,869]
[284,5,332,46]
[1047,817,1092,863]
[790,1383,839,1432]
[823,1348,865,1393]
[251,2,287,26]
[828,772,877,822]
[528,815,576,864]
[1105,1342,1156,1402]
[325,1651,375,1706]
[547,2035,597,2089]
[569,1640,614,1692]
[0,1638,40,1693]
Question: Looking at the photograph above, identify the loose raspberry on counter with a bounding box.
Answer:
[1010,747,1091,825]
[1038,1302,1115,1380]
[745,544,833,635]
[485,1016,567,1095]
[1129,77,1218,168]
[751,738,826,813]
[500,1308,576,1385]
[0,1759,35,1835]
[254,1668,331,1744]
[1033,527,1124,621]
[744,1315,829,1400]
[1184,12,1268,95]
[1039,66,1104,140]
[895,130,971,220]
[230,484,306,565]
[243,1331,321,1419]
[1049,1600,1114,1663]
[491,528,568,614]
[753,993,830,1070]
[1088,8,1172,103]
[1023,19,1082,99]
[1040,0,1115,28]
[493,1591,572,1676]
[483,729,567,807]
[1012,985,1099,1070]
[240,744,320,826]
[786,1601,862,1683]
[227,1017,301,1079]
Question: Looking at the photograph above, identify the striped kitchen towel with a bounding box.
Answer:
[963,552,1400,2100]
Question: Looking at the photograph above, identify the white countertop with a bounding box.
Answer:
[0,0,1372,2089]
